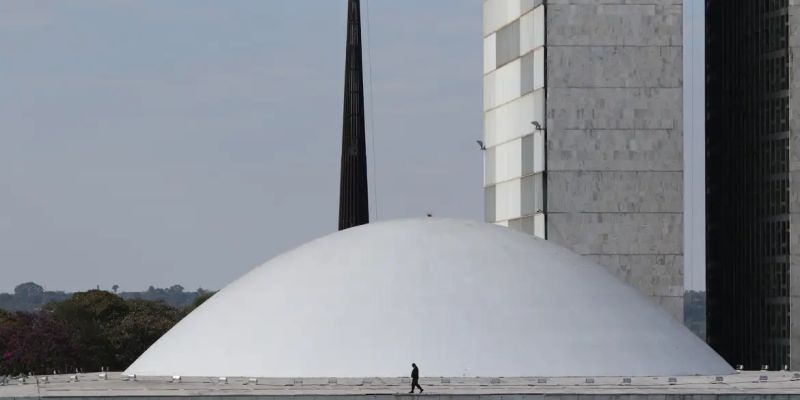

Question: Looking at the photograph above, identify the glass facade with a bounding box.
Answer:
[483,0,546,238]
[706,0,792,370]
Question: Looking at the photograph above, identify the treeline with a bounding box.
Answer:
[0,289,214,376]
[0,282,211,312]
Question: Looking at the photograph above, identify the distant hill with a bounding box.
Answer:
[0,282,212,312]
[118,285,206,309]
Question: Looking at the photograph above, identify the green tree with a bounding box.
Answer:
[14,282,44,298]
[109,299,181,367]
[0,289,192,374]
[12,282,45,311]
[46,290,129,370]
[0,308,11,322]
[0,311,78,375]
[0,308,12,364]
[183,290,216,315]
[168,284,184,293]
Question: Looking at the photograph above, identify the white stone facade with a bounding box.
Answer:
[483,0,546,238]
[483,0,685,320]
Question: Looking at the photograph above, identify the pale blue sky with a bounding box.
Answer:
[683,0,705,291]
[0,0,483,292]
[0,1,704,292]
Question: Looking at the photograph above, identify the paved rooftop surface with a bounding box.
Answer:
[3,372,800,397]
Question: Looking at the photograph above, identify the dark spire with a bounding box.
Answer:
[338,0,369,231]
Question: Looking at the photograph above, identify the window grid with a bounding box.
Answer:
[706,0,791,370]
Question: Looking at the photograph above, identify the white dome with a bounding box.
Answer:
[126,218,732,377]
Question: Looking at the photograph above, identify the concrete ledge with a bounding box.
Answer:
[3,372,800,398]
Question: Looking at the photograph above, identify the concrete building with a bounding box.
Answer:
[705,0,800,370]
[483,1,685,319]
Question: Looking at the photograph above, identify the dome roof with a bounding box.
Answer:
[126,218,732,378]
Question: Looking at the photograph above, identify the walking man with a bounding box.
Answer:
[409,363,423,394]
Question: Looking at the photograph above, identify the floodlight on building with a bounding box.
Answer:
[476,140,486,150]
[171,376,181,383]
[218,377,228,384]
[531,121,543,131]
[668,377,677,384]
